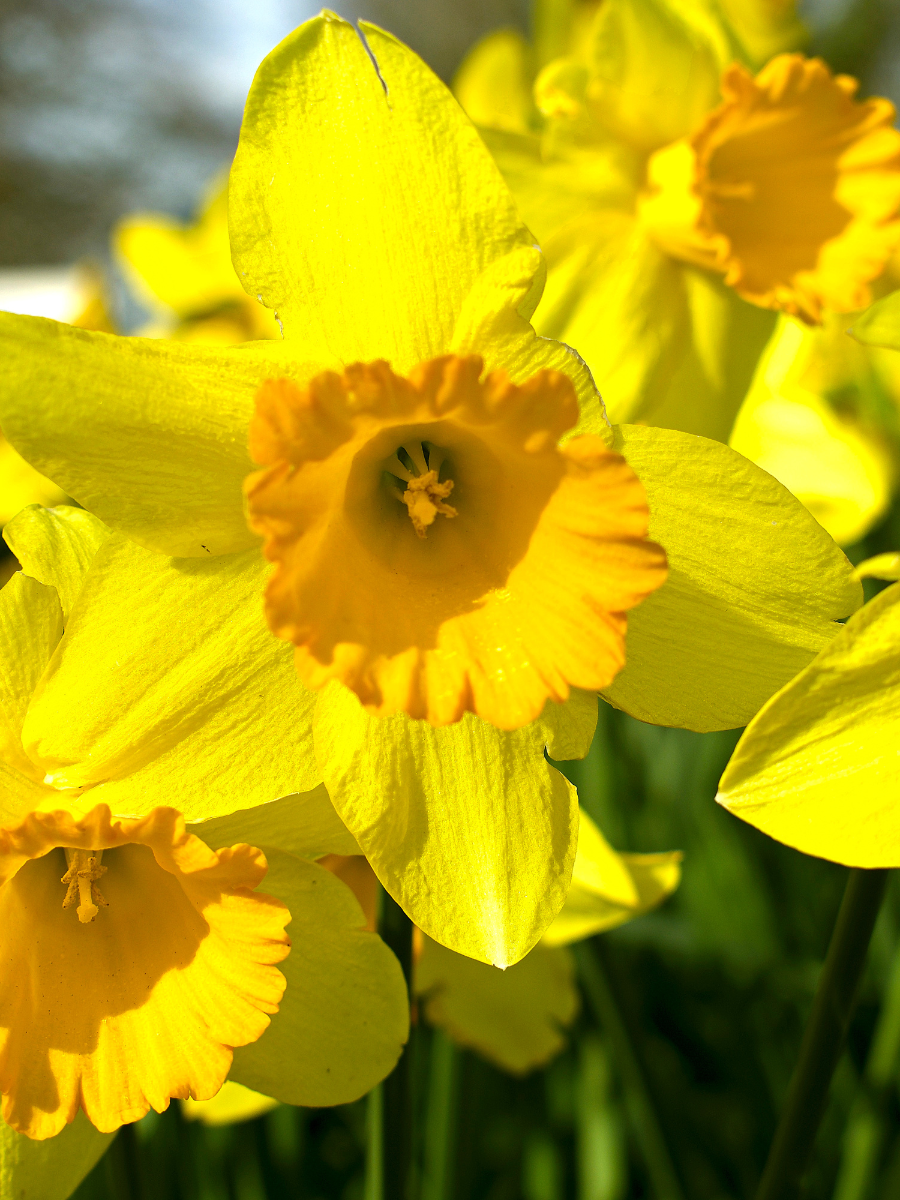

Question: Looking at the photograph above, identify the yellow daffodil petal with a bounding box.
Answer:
[587,0,729,152]
[0,436,67,529]
[542,810,681,946]
[533,198,775,437]
[116,180,279,344]
[229,850,409,1105]
[850,287,900,349]
[116,180,235,318]
[0,315,297,556]
[0,572,61,786]
[20,536,320,819]
[0,806,289,1139]
[536,689,599,761]
[190,785,361,861]
[0,1112,112,1200]
[717,582,900,866]
[229,15,601,423]
[313,684,578,967]
[716,0,807,66]
[855,552,900,582]
[245,357,665,729]
[730,320,893,546]
[603,425,862,730]
[4,506,110,622]
[453,28,534,134]
[182,1081,278,1126]
[632,268,777,441]
[415,936,578,1074]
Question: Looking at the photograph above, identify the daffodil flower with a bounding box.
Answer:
[0,14,861,965]
[455,0,900,439]
[0,505,408,1139]
[729,314,895,546]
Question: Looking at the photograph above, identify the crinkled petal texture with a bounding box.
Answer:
[603,425,862,730]
[314,684,579,967]
[0,316,298,557]
[717,582,900,867]
[642,55,900,323]
[541,809,681,947]
[415,936,578,1075]
[246,356,667,730]
[229,850,409,1105]
[0,805,289,1139]
[229,12,603,427]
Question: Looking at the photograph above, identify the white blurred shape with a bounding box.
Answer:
[0,266,87,322]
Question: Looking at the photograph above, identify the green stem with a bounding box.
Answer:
[831,886,900,1200]
[378,887,415,1200]
[574,939,686,1200]
[421,1030,460,1200]
[365,1084,384,1200]
[755,867,890,1200]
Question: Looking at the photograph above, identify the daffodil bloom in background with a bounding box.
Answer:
[324,809,681,1074]
[455,0,900,441]
[729,314,896,545]
[115,178,280,345]
[0,504,408,1139]
[0,14,862,966]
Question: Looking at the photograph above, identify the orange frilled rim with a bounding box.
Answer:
[244,354,668,730]
[0,805,289,1139]
[639,54,900,323]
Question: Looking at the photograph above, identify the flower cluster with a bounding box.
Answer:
[0,2,895,1191]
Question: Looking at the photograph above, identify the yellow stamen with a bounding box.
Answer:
[61,848,108,924]
[401,470,457,537]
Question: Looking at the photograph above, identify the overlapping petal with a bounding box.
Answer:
[415,937,578,1074]
[313,683,578,967]
[16,533,319,820]
[603,425,862,729]
[541,810,681,946]
[0,1112,111,1200]
[229,849,409,1105]
[717,582,900,866]
[0,318,294,557]
[4,506,110,622]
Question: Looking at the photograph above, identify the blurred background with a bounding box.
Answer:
[1,0,898,273]
[4,1,900,1198]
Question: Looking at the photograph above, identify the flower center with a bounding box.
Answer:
[61,848,108,924]
[384,440,458,539]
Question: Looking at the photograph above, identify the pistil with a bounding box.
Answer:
[61,849,108,924]
[385,442,458,537]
